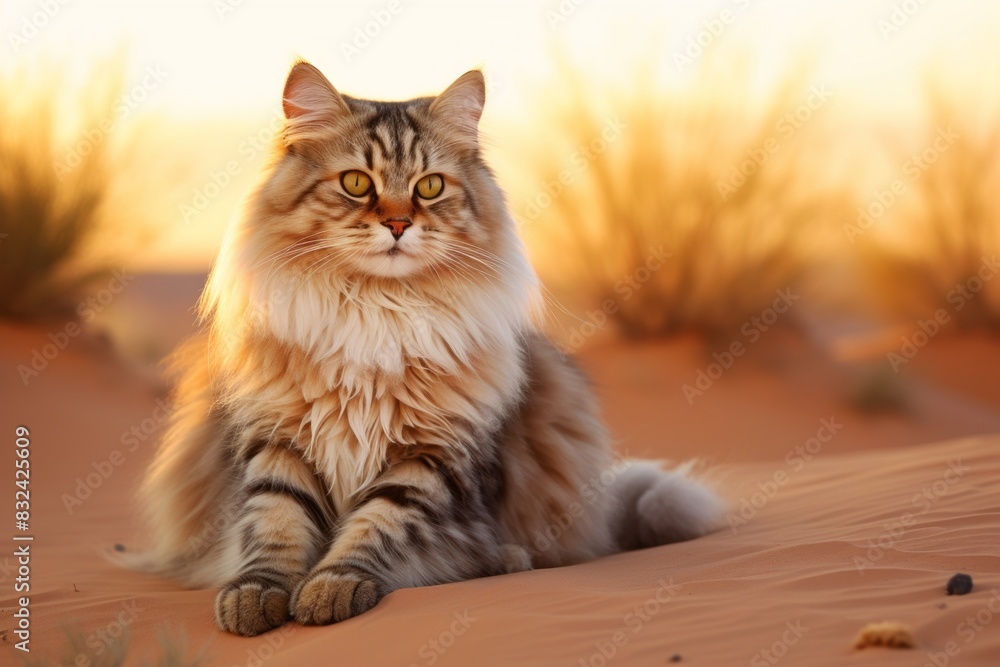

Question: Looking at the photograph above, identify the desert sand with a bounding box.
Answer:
[2,313,999,666]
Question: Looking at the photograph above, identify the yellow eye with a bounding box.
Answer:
[415,174,444,200]
[341,170,373,197]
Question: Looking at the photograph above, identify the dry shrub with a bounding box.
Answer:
[0,59,141,321]
[511,49,851,337]
[860,79,1000,329]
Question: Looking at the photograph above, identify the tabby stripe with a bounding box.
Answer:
[232,567,288,588]
[436,463,472,508]
[408,455,471,517]
[392,123,406,162]
[309,561,378,580]
[291,178,323,210]
[368,128,389,162]
[239,438,267,465]
[246,479,330,532]
[404,521,429,550]
[240,524,257,554]
[460,182,479,218]
[401,111,420,161]
[243,552,297,572]
[358,483,438,517]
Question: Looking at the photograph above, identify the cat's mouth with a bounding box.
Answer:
[383,247,406,257]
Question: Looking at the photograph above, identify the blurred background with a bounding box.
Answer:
[3,0,1000,463]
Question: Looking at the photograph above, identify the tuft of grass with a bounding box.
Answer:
[861,79,1000,329]
[850,366,909,415]
[22,625,207,667]
[512,49,852,338]
[0,61,135,321]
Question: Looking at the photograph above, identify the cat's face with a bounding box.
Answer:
[253,62,506,283]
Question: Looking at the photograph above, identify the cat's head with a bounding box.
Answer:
[247,60,518,284]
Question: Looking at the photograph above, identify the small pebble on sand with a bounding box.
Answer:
[946,573,973,596]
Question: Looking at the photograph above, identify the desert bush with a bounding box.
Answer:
[22,625,205,667]
[509,50,852,337]
[0,61,136,321]
[859,81,1000,329]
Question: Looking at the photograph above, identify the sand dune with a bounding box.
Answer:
[2,322,999,666]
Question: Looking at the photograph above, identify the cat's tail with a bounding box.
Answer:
[609,459,726,551]
[110,336,236,588]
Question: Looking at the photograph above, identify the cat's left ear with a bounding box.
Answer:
[429,70,485,149]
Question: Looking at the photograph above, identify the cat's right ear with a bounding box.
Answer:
[282,61,351,146]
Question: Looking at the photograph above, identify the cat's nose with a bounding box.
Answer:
[381,218,412,241]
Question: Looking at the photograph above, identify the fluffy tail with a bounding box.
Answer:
[611,459,726,551]
[113,336,235,588]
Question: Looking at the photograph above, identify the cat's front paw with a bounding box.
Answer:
[291,565,384,625]
[215,576,291,636]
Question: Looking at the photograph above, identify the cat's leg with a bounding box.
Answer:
[215,443,333,636]
[291,456,506,626]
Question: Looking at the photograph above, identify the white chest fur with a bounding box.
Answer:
[250,273,527,510]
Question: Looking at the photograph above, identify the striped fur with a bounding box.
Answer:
[134,61,725,636]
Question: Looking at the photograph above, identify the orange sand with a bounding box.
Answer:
[2,321,998,666]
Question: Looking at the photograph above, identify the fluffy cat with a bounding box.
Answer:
[132,61,724,636]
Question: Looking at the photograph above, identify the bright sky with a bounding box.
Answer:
[3,0,997,271]
[4,0,995,116]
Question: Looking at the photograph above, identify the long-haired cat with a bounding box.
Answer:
[132,61,724,636]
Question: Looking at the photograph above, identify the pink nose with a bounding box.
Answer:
[381,219,412,241]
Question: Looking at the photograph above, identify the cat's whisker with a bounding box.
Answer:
[251,231,329,269]
[444,239,588,328]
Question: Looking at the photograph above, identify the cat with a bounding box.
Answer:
[131,60,725,636]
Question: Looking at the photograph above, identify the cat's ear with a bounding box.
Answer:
[429,70,486,148]
[282,61,351,145]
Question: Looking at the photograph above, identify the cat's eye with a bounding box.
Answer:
[415,174,444,200]
[341,170,373,197]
